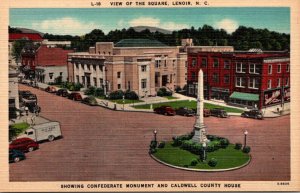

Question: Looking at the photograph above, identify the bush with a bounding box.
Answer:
[175,86,182,93]
[199,148,207,161]
[242,146,251,153]
[61,81,83,91]
[206,144,215,152]
[85,86,96,95]
[207,135,218,141]
[157,87,173,97]
[190,159,198,166]
[158,141,165,148]
[54,76,62,84]
[125,90,139,100]
[73,83,83,91]
[109,90,124,100]
[149,148,157,154]
[150,140,157,149]
[208,158,218,167]
[95,88,104,97]
[190,143,202,155]
[181,140,194,151]
[220,138,230,148]
[235,143,242,150]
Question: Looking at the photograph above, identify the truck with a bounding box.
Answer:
[23,121,62,142]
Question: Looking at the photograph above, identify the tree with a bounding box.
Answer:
[11,39,33,64]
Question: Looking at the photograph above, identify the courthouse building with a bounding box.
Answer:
[67,39,233,97]
[187,49,290,109]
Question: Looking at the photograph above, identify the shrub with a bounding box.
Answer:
[206,144,215,152]
[125,90,139,100]
[190,159,198,166]
[109,90,124,100]
[95,88,104,97]
[150,140,157,149]
[158,141,165,148]
[235,143,242,150]
[242,146,251,153]
[85,86,96,95]
[190,143,202,155]
[220,138,230,148]
[181,140,194,151]
[54,76,62,84]
[149,148,157,154]
[175,86,182,93]
[199,148,207,161]
[208,158,218,167]
[73,83,83,91]
[157,87,173,96]
[207,135,218,141]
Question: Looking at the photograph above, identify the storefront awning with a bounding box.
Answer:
[229,92,259,101]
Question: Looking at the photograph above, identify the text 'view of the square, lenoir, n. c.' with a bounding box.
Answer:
[7,6,292,190]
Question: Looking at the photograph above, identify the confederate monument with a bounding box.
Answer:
[191,69,208,144]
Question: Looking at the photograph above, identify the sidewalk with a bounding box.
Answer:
[21,80,290,118]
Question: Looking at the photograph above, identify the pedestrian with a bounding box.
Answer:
[25,106,29,116]
[30,115,36,125]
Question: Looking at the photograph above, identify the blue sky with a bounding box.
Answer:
[10,8,290,35]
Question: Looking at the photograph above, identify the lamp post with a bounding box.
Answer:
[244,130,248,147]
[122,95,125,110]
[202,142,207,161]
[153,130,157,143]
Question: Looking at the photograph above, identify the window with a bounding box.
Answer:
[236,77,246,87]
[93,65,96,71]
[286,78,289,86]
[173,60,176,67]
[277,78,281,87]
[87,65,91,71]
[286,63,290,72]
[212,73,219,83]
[224,60,230,69]
[155,60,161,68]
[141,79,147,89]
[141,65,147,72]
[60,72,63,76]
[248,77,259,89]
[93,77,97,87]
[201,58,207,67]
[268,79,272,89]
[75,63,79,69]
[236,62,246,73]
[128,81,131,90]
[191,58,197,67]
[185,61,188,68]
[76,75,79,83]
[268,65,272,74]
[100,78,103,86]
[118,84,121,89]
[81,64,84,69]
[213,58,219,68]
[164,60,167,67]
[117,72,121,78]
[191,72,196,80]
[203,73,207,81]
[249,64,261,74]
[49,73,54,80]
[224,74,230,84]
[82,76,85,85]
[277,64,281,73]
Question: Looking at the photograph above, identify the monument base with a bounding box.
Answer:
[191,125,208,144]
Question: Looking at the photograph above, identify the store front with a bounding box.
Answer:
[229,91,259,109]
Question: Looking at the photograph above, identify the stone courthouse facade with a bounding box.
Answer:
[67,39,233,97]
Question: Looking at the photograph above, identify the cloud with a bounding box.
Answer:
[120,17,189,31]
[215,19,239,33]
[32,17,99,35]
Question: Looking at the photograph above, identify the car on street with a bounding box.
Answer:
[154,106,176,116]
[175,107,194,116]
[210,108,229,118]
[68,92,83,101]
[56,88,69,97]
[192,108,211,117]
[26,102,41,113]
[9,138,39,152]
[82,96,98,106]
[241,109,264,120]
[9,149,26,163]
[45,86,57,93]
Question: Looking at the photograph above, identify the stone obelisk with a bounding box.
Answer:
[192,69,208,143]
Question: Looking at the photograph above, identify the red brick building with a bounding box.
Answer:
[187,50,290,109]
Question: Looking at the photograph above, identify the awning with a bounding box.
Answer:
[229,92,259,101]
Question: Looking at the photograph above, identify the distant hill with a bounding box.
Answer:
[131,26,172,34]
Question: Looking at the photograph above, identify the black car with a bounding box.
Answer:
[175,107,194,116]
[241,109,264,120]
[9,149,26,163]
[56,89,69,97]
[210,108,229,118]
[26,103,41,113]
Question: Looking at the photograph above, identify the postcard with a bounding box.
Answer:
[1,0,300,191]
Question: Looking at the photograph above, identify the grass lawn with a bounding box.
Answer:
[163,96,178,100]
[153,142,250,169]
[109,99,144,104]
[133,100,243,113]
[10,122,30,136]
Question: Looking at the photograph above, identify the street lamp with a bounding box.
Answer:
[202,142,207,161]
[244,130,248,147]
[122,95,125,110]
[153,130,157,143]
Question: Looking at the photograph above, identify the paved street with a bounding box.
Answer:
[10,84,290,181]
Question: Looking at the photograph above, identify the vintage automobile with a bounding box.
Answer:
[175,107,194,116]
[154,106,176,116]
[45,86,57,93]
[9,138,39,153]
[192,108,211,117]
[68,92,83,101]
[210,108,229,118]
[81,96,98,106]
[56,88,69,97]
[9,149,26,163]
[241,109,264,120]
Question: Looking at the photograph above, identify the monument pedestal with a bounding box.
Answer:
[192,125,208,144]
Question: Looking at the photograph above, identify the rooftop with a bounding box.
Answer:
[115,39,167,47]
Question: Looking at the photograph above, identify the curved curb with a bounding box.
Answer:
[150,153,251,172]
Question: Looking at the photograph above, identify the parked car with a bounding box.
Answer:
[68,92,83,101]
[25,102,41,113]
[9,149,26,163]
[9,138,39,152]
[82,96,98,106]
[56,88,69,97]
[241,109,264,120]
[175,107,194,116]
[45,86,57,93]
[154,106,176,116]
[210,108,229,118]
[192,108,211,117]
[19,90,32,97]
